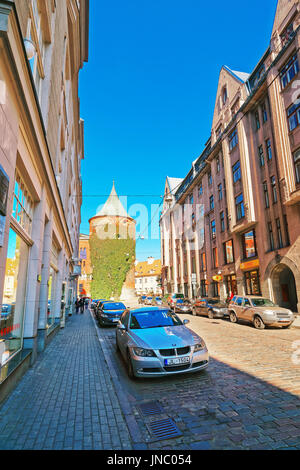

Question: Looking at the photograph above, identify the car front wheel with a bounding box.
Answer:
[253,315,265,330]
[127,350,136,380]
[229,311,238,323]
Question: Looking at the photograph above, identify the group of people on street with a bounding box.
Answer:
[75,297,89,314]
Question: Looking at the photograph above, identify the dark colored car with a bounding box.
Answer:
[173,299,193,314]
[139,296,147,305]
[152,297,163,306]
[144,296,153,306]
[193,298,229,319]
[91,299,105,310]
[97,302,127,327]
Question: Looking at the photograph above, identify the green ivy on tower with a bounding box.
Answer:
[89,233,135,300]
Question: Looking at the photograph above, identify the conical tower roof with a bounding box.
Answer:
[96,182,130,218]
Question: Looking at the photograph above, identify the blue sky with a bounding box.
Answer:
[79,0,277,261]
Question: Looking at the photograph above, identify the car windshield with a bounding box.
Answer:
[251,298,276,307]
[130,310,183,330]
[103,303,126,310]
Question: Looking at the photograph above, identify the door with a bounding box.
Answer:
[117,310,130,357]
[241,297,252,322]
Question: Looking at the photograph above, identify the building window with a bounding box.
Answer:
[200,252,206,272]
[209,195,214,211]
[255,110,260,130]
[258,145,265,167]
[235,193,245,221]
[281,23,294,47]
[263,181,270,208]
[284,215,290,246]
[226,208,229,230]
[268,222,275,251]
[244,270,261,296]
[189,194,194,205]
[211,220,216,239]
[12,174,34,235]
[262,103,268,123]
[223,240,234,264]
[1,229,30,368]
[200,280,208,297]
[216,157,220,173]
[294,148,300,184]
[212,247,219,268]
[287,99,300,131]
[208,171,212,186]
[229,128,238,151]
[218,183,223,201]
[220,211,225,232]
[276,218,283,249]
[216,125,222,140]
[266,139,272,161]
[280,53,299,89]
[270,176,278,203]
[232,161,241,183]
[198,183,203,196]
[222,87,228,105]
[242,230,257,259]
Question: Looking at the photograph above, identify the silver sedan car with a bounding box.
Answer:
[116,307,209,379]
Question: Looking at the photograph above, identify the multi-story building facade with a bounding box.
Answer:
[160,0,300,313]
[0,0,89,399]
[135,258,162,295]
[78,233,92,298]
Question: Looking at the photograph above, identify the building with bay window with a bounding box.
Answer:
[0,0,89,402]
[160,0,300,313]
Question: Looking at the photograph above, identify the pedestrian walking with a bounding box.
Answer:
[80,298,84,314]
[75,298,80,314]
[85,298,89,310]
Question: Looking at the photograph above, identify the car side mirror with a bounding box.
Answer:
[183,319,190,325]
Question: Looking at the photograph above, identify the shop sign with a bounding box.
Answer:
[212,275,223,282]
[240,259,260,271]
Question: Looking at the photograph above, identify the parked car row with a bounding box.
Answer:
[139,296,164,307]
[93,300,127,327]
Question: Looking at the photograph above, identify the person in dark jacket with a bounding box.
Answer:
[80,298,85,314]
[75,298,80,314]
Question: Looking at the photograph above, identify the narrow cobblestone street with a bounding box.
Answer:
[0,308,299,450]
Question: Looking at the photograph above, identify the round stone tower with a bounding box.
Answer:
[89,182,136,302]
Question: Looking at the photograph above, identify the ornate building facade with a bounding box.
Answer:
[160,0,300,313]
[0,0,89,400]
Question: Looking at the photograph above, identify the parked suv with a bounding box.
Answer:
[228,296,295,330]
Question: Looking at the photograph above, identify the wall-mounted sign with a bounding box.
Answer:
[0,165,9,217]
[240,259,260,271]
[212,275,223,282]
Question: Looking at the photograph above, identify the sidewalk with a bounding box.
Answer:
[0,310,133,450]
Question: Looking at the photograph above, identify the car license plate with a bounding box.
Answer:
[164,357,190,366]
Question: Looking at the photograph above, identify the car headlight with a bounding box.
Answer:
[101,313,108,318]
[132,347,156,357]
[194,340,206,352]
[212,308,220,312]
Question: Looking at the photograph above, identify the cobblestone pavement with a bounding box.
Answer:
[0,308,300,450]
[0,310,133,450]
[100,313,300,450]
